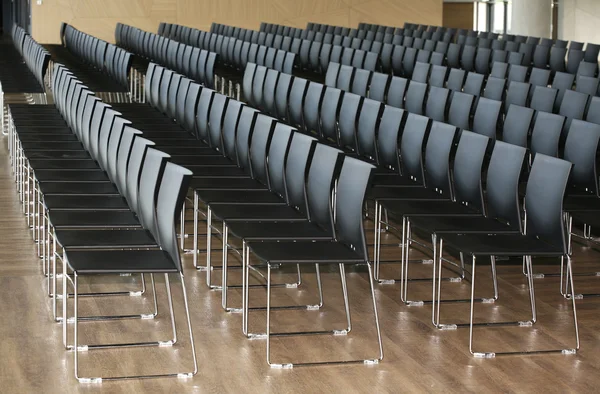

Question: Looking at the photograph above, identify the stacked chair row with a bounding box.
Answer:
[242,59,600,299]
[325,61,600,126]
[116,23,217,89]
[238,61,582,358]
[8,64,199,382]
[61,24,132,91]
[12,25,50,93]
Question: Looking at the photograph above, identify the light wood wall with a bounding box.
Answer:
[442,2,473,30]
[31,0,443,44]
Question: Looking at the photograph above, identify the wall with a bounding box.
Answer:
[511,0,551,38]
[558,0,600,44]
[31,0,443,44]
[442,2,473,30]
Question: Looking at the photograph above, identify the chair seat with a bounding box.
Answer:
[21,141,84,151]
[15,126,73,134]
[55,229,156,249]
[381,199,480,218]
[17,134,78,142]
[34,170,109,182]
[227,221,332,241]
[409,215,520,235]
[49,210,140,228]
[571,211,600,228]
[372,187,450,201]
[44,195,129,210]
[211,204,305,221]
[196,190,283,204]
[192,177,267,190]
[28,159,98,170]
[65,249,178,274]
[564,194,600,212]
[372,174,422,187]
[38,181,118,195]
[248,240,364,264]
[439,233,565,256]
[24,150,91,159]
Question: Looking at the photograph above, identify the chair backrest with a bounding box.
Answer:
[306,144,344,235]
[448,92,474,130]
[502,105,534,147]
[563,120,600,195]
[463,72,484,97]
[446,68,466,91]
[274,73,294,120]
[113,125,142,198]
[248,114,277,184]
[235,107,260,169]
[400,113,430,183]
[155,162,193,271]
[320,87,344,143]
[124,135,155,214]
[472,97,502,139]
[425,86,449,122]
[369,72,390,102]
[338,92,363,151]
[195,87,215,144]
[137,148,170,239]
[486,141,526,229]
[288,78,308,128]
[386,76,408,109]
[453,131,489,211]
[377,106,405,171]
[559,90,590,132]
[207,94,230,151]
[586,96,600,125]
[284,133,318,212]
[530,86,558,113]
[483,76,506,101]
[303,82,325,134]
[405,81,427,115]
[525,154,571,252]
[424,121,458,196]
[265,123,294,198]
[531,112,565,157]
[334,156,376,261]
[356,98,384,160]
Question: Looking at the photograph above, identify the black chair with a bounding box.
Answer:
[246,155,384,368]
[472,97,502,139]
[303,82,325,135]
[530,112,565,158]
[448,92,474,130]
[288,77,309,129]
[320,87,344,144]
[533,44,551,69]
[567,49,585,74]
[575,75,600,96]
[550,47,567,73]
[490,62,508,79]
[585,96,600,125]
[461,45,476,72]
[405,81,427,115]
[559,90,590,133]
[552,71,576,112]
[386,76,408,109]
[502,104,534,147]
[425,86,449,122]
[436,154,578,357]
[530,86,557,113]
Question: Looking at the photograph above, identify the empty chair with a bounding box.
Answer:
[472,97,502,139]
[303,82,325,135]
[483,76,506,101]
[447,68,466,92]
[570,41,584,51]
[475,47,492,74]
[549,47,567,73]
[528,68,551,100]
[320,87,344,143]
[325,62,341,87]
[262,69,279,116]
[577,61,599,77]
[505,41,520,52]
[288,78,309,128]
[380,43,395,73]
[552,71,576,112]
[585,96,600,125]
[505,81,531,114]
[508,64,528,83]
[490,62,509,79]
[533,44,551,69]
[386,76,408,109]
[429,52,444,66]
[530,86,558,113]
[351,69,372,97]
[463,72,484,97]
[491,49,508,64]
[559,89,590,132]
[351,50,367,69]
[567,49,585,74]
[491,39,506,50]
[337,93,363,151]
[502,105,535,147]
[425,86,449,122]
[391,45,406,76]
[363,52,379,71]
[369,72,390,102]
[447,43,462,69]
[404,81,427,115]
[530,112,565,157]
[448,92,475,130]
[507,51,525,66]
[337,65,355,92]
[461,45,476,72]
[429,65,448,88]
[274,73,294,121]
[412,62,431,83]
[575,75,600,96]
[402,47,418,78]
[519,43,535,66]
[584,43,600,63]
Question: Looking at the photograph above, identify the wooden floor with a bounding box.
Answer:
[2,138,600,393]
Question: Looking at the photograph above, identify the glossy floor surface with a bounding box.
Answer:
[1,138,600,393]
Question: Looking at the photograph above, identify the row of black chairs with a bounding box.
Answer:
[116,23,217,89]
[12,25,50,92]
[62,24,131,90]
[9,63,199,381]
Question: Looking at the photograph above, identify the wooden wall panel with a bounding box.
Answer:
[442,2,474,31]
[32,0,443,44]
